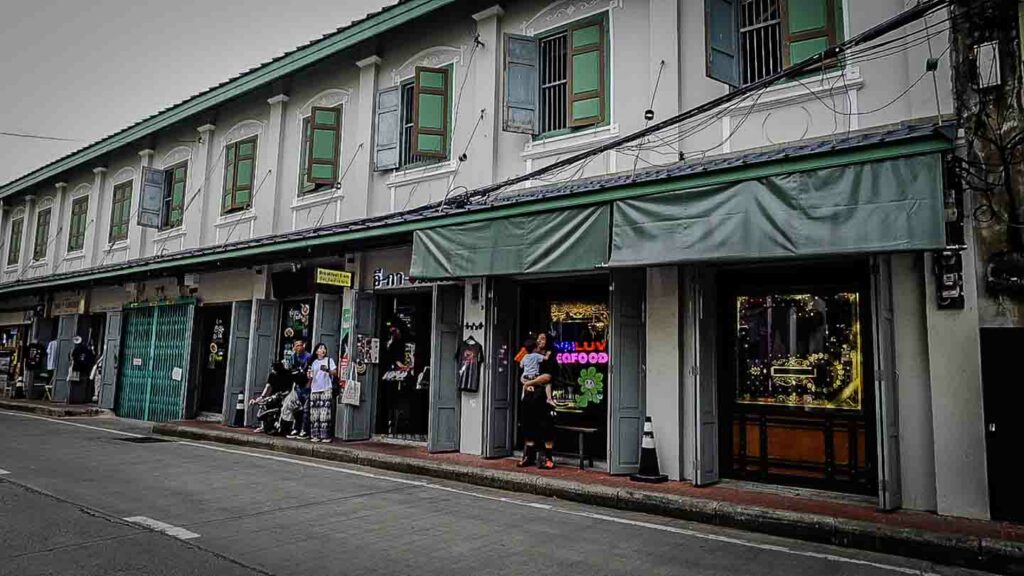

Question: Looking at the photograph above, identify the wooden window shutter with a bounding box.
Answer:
[224,137,257,212]
[705,0,740,87]
[8,218,23,265]
[299,117,315,191]
[782,0,837,67]
[307,106,341,185]
[374,86,401,170]
[167,165,186,228]
[503,34,540,135]
[413,66,449,158]
[33,208,50,261]
[567,21,605,127]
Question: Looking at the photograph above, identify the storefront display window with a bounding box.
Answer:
[735,292,863,410]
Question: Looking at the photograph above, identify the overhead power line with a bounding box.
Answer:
[0,131,83,143]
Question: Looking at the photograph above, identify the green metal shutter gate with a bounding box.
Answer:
[115,301,196,422]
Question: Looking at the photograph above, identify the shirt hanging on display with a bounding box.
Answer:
[457,337,483,392]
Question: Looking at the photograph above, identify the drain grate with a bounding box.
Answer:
[117,437,172,444]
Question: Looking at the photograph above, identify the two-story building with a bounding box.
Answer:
[0,0,995,521]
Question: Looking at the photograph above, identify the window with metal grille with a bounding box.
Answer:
[740,0,783,86]
[539,32,569,134]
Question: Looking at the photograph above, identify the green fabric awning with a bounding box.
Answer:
[411,205,610,279]
[608,154,946,266]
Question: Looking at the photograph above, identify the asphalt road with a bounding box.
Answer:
[0,410,996,576]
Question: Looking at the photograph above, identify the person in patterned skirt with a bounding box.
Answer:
[307,343,337,443]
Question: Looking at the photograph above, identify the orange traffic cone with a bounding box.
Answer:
[630,416,668,483]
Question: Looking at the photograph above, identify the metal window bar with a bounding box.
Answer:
[539,32,568,134]
[740,0,783,86]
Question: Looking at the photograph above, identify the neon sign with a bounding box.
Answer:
[555,341,609,365]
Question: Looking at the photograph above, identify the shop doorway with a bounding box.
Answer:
[374,290,433,442]
[981,327,1024,522]
[0,324,27,396]
[193,304,232,416]
[718,263,877,494]
[115,302,196,422]
[516,276,611,463]
[75,313,107,403]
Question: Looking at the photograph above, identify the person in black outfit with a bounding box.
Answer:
[517,331,559,469]
[251,361,292,434]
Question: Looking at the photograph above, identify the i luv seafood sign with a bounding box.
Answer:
[555,341,609,365]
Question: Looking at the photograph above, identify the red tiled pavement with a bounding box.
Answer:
[176,420,1024,543]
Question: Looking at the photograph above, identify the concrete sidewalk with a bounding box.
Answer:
[152,420,1023,574]
[0,398,109,418]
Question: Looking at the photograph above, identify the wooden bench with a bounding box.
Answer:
[555,425,599,470]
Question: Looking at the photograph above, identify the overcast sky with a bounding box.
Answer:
[0,0,393,185]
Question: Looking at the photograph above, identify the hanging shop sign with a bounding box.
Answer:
[316,267,352,288]
[51,293,86,317]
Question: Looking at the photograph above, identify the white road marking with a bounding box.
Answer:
[0,410,143,437]
[2,410,941,576]
[0,468,10,475]
[124,516,200,540]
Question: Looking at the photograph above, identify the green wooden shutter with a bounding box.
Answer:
[298,117,315,192]
[783,0,837,66]
[307,106,341,185]
[705,0,740,87]
[413,66,449,158]
[375,87,401,170]
[568,21,606,127]
[67,196,88,252]
[504,34,540,135]
[224,137,257,212]
[33,208,50,261]
[165,165,186,228]
[8,218,23,265]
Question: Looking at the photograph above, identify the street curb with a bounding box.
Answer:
[0,400,109,418]
[152,423,1024,575]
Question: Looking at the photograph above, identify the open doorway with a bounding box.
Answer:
[193,304,232,417]
[981,327,1024,522]
[374,290,433,441]
[517,276,610,462]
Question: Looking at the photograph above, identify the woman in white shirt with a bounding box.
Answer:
[307,343,337,443]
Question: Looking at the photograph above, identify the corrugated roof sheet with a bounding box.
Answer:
[0,120,955,296]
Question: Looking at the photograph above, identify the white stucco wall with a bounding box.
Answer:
[459,277,486,456]
[645,266,682,481]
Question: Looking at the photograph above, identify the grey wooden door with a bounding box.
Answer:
[53,314,79,403]
[691,267,720,486]
[484,278,517,458]
[871,255,902,510]
[313,293,342,358]
[428,284,463,453]
[222,301,253,425]
[339,292,377,441]
[245,300,279,426]
[609,269,645,475]
[99,311,122,410]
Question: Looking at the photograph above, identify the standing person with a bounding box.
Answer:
[288,339,313,437]
[307,343,337,443]
[518,332,559,470]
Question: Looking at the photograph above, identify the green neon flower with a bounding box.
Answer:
[576,366,605,408]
